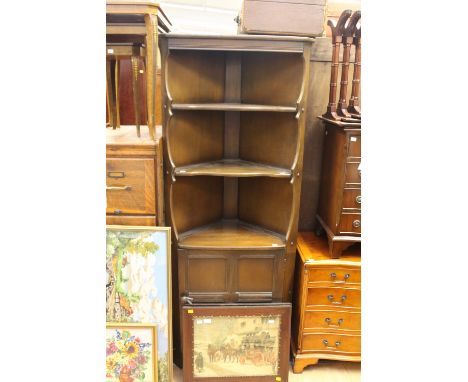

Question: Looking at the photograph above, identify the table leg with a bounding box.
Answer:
[144,13,158,140]
[131,51,141,137]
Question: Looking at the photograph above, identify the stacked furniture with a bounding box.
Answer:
[292,232,361,372]
[159,34,313,366]
[106,126,164,226]
[316,9,361,258]
[106,0,171,138]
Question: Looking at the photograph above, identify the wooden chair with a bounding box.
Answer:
[106,1,171,140]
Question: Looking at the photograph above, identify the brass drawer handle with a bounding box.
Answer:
[106,185,132,191]
[330,273,350,283]
[107,171,125,178]
[325,317,343,327]
[322,339,341,349]
[328,294,347,305]
[356,195,361,204]
[352,220,361,228]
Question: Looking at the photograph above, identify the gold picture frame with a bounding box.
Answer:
[106,226,172,382]
[106,323,158,382]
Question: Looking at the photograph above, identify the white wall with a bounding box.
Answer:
[160,0,243,34]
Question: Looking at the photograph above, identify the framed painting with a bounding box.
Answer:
[106,323,158,382]
[106,226,172,382]
[182,304,291,382]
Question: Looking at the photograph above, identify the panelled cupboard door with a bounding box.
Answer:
[178,249,285,303]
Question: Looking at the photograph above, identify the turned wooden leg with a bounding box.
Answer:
[329,240,354,259]
[106,59,117,129]
[144,13,158,140]
[131,51,141,137]
[293,357,318,373]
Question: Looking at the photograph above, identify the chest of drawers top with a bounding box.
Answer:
[298,232,361,267]
[106,125,162,157]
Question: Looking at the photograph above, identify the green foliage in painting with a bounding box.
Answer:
[106,230,159,322]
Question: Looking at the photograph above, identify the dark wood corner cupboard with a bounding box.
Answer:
[160,34,313,364]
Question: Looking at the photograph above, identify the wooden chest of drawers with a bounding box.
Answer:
[106,126,164,226]
[292,231,361,373]
[316,119,361,258]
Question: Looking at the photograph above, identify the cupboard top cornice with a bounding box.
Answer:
[160,33,314,53]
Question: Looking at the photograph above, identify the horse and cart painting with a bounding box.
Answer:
[182,305,291,381]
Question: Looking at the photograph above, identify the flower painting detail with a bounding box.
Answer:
[192,315,281,378]
[106,227,171,382]
[106,325,157,382]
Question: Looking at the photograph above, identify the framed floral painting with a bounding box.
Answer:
[106,226,172,382]
[182,304,291,382]
[106,323,158,382]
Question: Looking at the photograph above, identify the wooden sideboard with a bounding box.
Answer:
[316,118,361,258]
[106,125,164,226]
[292,231,361,373]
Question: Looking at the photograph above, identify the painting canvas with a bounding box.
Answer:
[106,226,172,382]
[106,323,157,382]
[182,305,291,381]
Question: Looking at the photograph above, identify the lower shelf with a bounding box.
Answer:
[178,219,286,250]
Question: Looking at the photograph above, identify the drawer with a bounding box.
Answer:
[106,215,157,226]
[307,267,360,285]
[345,161,360,185]
[338,213,361,235]
[106,158,156,215]
[301,332,360,354]
[303,310,361,332]
[342,188,361,210]
[347,135,361,157]
[306,287,360,309]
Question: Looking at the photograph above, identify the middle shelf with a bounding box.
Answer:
[174,159,291,178]
[178,219,286,250]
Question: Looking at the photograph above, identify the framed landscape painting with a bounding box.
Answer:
[106,323,158,382]
[106,226,172,382]
[182,304,291,382]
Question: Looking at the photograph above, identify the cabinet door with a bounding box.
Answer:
[178,249,284,303]
[235,252,284,302]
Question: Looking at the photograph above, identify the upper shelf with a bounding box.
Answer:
[171,103,297,113]
[174,159,292,178]
[178,219,286,250]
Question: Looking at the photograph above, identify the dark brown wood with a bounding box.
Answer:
[238,0,326,37]
[322,10,351,120]
[160,35,312,366]
[336,11,361,118]
[348,23,361,115]
[316,120,361,258]
[182,304,291,382]
[291,232,360,373]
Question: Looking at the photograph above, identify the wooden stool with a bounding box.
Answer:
[106,1,171,140]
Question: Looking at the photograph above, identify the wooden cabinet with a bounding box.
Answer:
[160,34,313,366]
[292,232,361,373]
[106,125,164,226]
[316,120,361,258]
